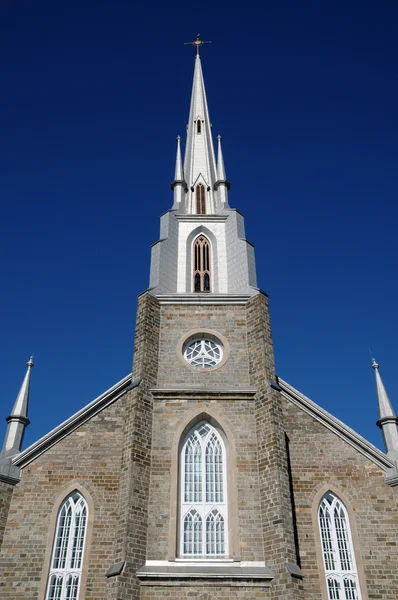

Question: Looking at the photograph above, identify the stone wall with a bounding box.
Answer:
[156,303,251,389]
[107,292,161,600]
[246,294,303,600]
[141,585,272,599]
[283,396,398,600]
[0,398,126,600]
[0,481,13,551]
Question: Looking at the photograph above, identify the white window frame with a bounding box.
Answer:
[180,421,228,558]
[46,491,88,600]
[318,492,362,600]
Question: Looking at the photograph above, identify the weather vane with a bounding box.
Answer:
[184,33,212,56]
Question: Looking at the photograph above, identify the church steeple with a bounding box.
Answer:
[183,53,218,214]
[0,357,33,482]
[372,358,398,462]
[149,44,258,296]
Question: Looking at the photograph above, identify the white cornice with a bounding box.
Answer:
[150,387,257,400]
[13,374,136,468]
[278,377,394,471]
[176,214,228,222]
[154,294,254,305]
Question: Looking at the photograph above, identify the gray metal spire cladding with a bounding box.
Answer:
[372,358,398,462]
[0,357,33,482]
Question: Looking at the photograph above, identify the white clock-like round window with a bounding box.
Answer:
[183,338,223,368]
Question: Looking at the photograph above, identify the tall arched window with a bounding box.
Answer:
[193,235,211,292]
[197,119,202,134]
[196,183,206,214]
[46,491,88,600]
[318,492,361,600]
[180,421,227,558]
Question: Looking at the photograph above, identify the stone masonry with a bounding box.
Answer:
[283,397,398,600]
[0,398,126,600]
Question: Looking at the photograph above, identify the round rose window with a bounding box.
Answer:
[183,338,223,368]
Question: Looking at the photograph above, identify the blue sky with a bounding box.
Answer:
[0,1,397,453]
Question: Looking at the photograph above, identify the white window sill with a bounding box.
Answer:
[136,560,275,585]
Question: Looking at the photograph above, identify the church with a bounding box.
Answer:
[1,38,397,600]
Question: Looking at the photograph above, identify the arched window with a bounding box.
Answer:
[318,492,361,600]
[196,183,206,214]
[193,235,211,292]
[46,491,88,600]
[180,421,227,557]
[197,120,202,134]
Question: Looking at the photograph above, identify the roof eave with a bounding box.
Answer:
[278,376,394,471]
[13,374,138,468]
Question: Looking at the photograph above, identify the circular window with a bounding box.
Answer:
[183,338,223,368]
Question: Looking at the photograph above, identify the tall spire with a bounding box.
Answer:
[183,53,218,213]
[372,358,398,462]
[0,357,33,482]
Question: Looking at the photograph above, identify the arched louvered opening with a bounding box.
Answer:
[193,235,211,292]
[180,421,228,557]
[196,183,206,214]
[318,492,361,600]
[46,491,88,600]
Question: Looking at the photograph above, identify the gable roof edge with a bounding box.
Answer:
[278,377,394,471]
[13,374,137,468]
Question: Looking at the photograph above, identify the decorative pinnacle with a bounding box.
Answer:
[217,134,222,141]
[184,33,212,56]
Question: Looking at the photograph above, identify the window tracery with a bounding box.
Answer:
[193,235,211,292]
[318,492,361,600]
[180,422,227,557]
[46,491,88,600]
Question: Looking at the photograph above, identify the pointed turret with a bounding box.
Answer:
[171,136,187,208]
[372,358,398,462]
[183,54,218,214]
[0,357,33,482]
[214,135,230,209]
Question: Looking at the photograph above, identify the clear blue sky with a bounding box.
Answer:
[0,1,397,453]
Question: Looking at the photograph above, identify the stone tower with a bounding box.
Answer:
[120,48,303,599]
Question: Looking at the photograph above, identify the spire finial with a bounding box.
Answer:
[372,357,379,370]
[27,355,34,368]
[184,33,212,56]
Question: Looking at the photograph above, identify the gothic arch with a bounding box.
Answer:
[311,483,368,600]
[168,406,240,560]
[186,226,219,293]
[39,481,94,600]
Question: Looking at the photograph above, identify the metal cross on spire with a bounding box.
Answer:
[184,33,212,56]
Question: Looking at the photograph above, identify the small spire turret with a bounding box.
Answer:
[171,136,187,208]
[214,135,230,209]
[372,358,398,462]
[0,357,33,482]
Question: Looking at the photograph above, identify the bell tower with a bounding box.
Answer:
[149,46,258,297]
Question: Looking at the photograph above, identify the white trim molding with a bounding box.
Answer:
[278,377,394,471]
[13,375,137,469]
